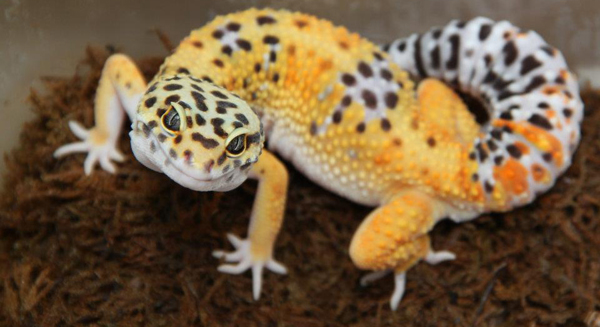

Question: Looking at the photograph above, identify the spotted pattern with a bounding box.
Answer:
[386,16,583,209]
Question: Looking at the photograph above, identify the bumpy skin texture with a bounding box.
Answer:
[54,9,583,310]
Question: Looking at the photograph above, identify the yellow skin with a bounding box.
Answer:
[53,8,581,310]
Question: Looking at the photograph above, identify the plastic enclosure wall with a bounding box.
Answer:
[1,0,599,179]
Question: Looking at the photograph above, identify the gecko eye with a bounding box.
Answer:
[226,134,246,157]
[161,107,181,133]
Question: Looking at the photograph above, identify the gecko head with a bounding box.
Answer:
[130,74,264,192]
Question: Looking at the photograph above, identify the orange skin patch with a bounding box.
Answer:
[492,119,565,167]
[493,158,530,196]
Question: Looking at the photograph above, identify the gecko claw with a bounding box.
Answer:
[54,120,124,175]
[213,233,287,300]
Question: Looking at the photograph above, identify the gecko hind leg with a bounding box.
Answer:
[54,54,146,175]
[350,191,454,310]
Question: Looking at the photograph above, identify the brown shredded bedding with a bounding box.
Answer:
[0,47,598,327]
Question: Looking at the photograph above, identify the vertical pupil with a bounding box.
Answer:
[165,109,180,131]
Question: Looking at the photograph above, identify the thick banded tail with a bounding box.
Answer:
[384,18,583,210]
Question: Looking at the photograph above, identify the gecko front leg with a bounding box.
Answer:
[213,150,289,300]
[54,54,146,174]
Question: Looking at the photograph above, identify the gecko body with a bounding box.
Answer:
[54,9,583,310]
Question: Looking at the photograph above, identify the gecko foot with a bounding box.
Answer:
[54,121,125,175]
[212,233,287,300]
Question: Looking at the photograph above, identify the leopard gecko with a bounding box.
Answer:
[53,8,583,310]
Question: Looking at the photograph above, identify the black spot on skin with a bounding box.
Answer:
[487,140,498,151]
[542,152,553,162]
[476,143,488,162]
[254,63,261,73]
[150,141,156,153]
[211,118,228,138]
[247,132,261,145]
[456,21,466,28]
[257,16,276,25]
[380,69,392,81]
[382,44,391,52]
[484,54,492,67]
[142,123,151,137]
[234,159,243,168]
[272,73,279,82]
[217,152,227,165]
[555,76,566,85]
[373,52,384,61]
[191,84,204,92]
[169,149,177,159]
[563,108,573,118]
[341,74,356,86]
[494,156,504,165]
[212,30,224,39]
[537,102,550,109]
[479,24,492,41]
[177,68,190,74]
[427,137,436,147]
[341,95,352,107]
[158,134,167,143]
[432,29,442,39]
[148,120,158,128]
[483,70,498,84]
[502,126,513,134]
[499,111,513,120]
[235,113,249,125]
[226,22,241,32]
[223,164,231,173]
[186,116,193,128]
[232,121,243,128]
[191,91,208,112]
[202,76,213,83]
[195,114,205,126]
[472,173,479,182]
[213,59,224,68]
[164,84,183,91]
[174,135,182,144]
[431,46,441,69]
[221,45,233,56]
[263,35,279,44]
[491,129,503,140]
[414,36,426,77]
[310,122,317,135]
[524,76,546,93]
[145,83,158,94]
[362,90,377,109]
[385,92,398,109]
[156,108,166,118]
[381,118,391,131]
[356,122,366,133]
[145,97,157,108]
[179,100,191,109]
[217,101,237,109]
[503,41,518,66]
[540,46,554,56]
[446,34,460,70]
[397,41,406,52]
[484,181,494,193]
[216,107,227,114]
[236,39,252,51]
[358,62,373,78]
[294,20,308,29]
[164,95,180,105]
[520,55,542,76]
[469,152,477,160]
[332,111,343,124]
[269,51,277,62]
[506,144,522,158]
[192,41,203,48]
[528,114,553,130]
[564,90,573,99]
[211,90,228,99]
[192,133,219,149]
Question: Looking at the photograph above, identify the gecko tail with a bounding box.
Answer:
[384,18,583,210]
